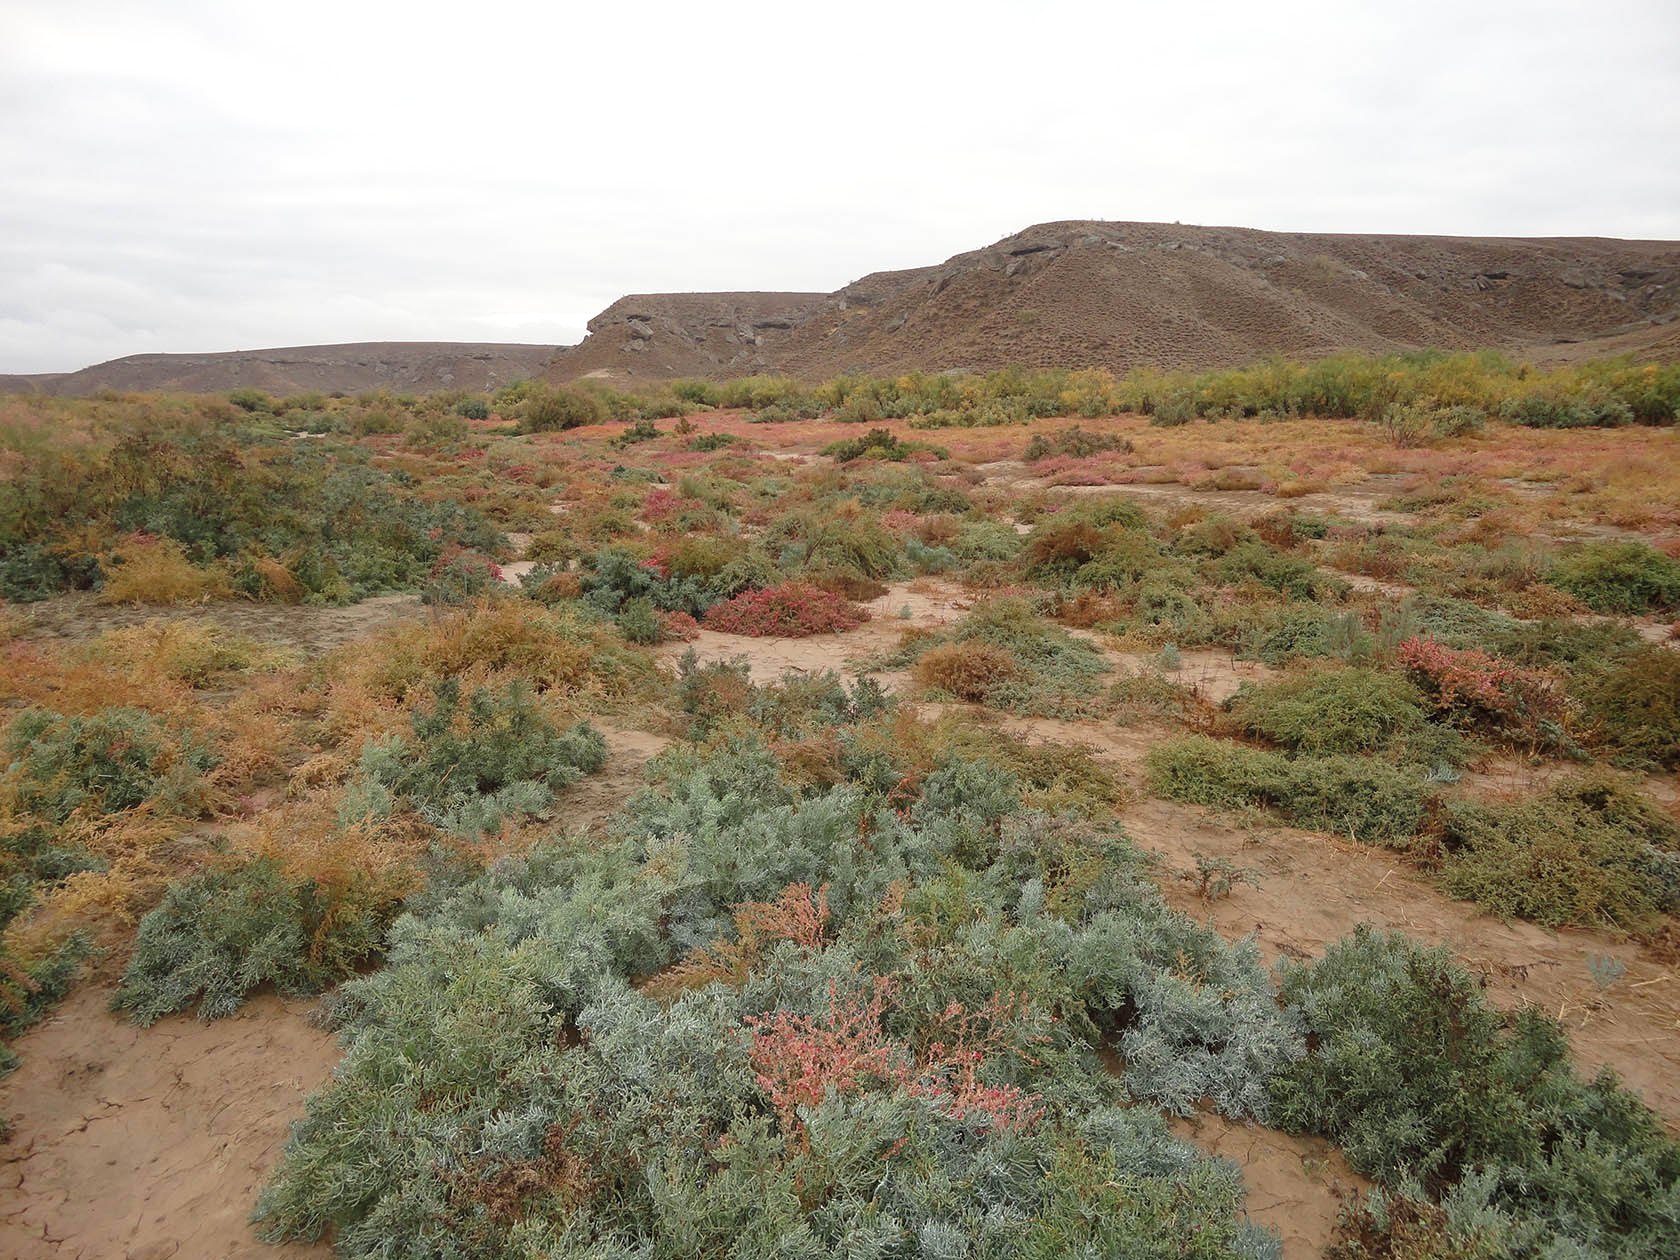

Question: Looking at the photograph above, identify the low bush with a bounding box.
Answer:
[1578,644,1680,768]
[1549,540,1680,614]
[1439,773,1680,930]
[98,536,231,605]
[1224,668,1467,767]
[1147,736,1430,845]
[1271,926,1680,1256]
[704,581,868,637]
[251,733,1298,1258]
[911,641,1020,702]
[1023,425,1132,461]
[421,545,503,605]
[3,706,212,823]
[113,855,404,1025]
[892,599,1112,719]
[1499,393,1634,429]
[520,386,605,432]
[823,427,945,463]
[1398,637,1570,750]
[349,678,607,836]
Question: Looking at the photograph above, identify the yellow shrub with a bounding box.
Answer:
[99,538,230,605]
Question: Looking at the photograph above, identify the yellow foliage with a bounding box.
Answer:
[98,538,231,605]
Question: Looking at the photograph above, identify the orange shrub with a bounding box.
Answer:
[912,641,1018,702]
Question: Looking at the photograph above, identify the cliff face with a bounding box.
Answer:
[543,293,828,381]
[550,221,1680,381]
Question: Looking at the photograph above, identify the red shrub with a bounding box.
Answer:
[657,610,700,641]
[1398,636,1568,744]
[744,980,1043,1137]
[704,582,868,637]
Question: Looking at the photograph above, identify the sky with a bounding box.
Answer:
[3,0,1677,373]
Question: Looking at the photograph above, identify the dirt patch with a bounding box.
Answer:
[0,986,337,1260]
[564,721,672,832]
[1169,1111,1366,1260]
[653,579,970,688]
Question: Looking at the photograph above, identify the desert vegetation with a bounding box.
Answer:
[2,355,1678,1258]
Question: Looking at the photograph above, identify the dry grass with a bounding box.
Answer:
[98,538,232,605]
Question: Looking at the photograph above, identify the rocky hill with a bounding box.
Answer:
[4,342,561,397]
[14,222,1678,397]
[546,221,1680,381]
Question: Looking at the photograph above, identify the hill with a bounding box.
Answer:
[5,342,562,397]
[545,220,1680,381]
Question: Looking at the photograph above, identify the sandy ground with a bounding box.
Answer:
[0,988,337,1260]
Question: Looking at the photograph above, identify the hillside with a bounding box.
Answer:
[3,342,562,397]
[546,221,1680,381]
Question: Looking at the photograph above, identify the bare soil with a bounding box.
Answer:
[0,988,337,1260]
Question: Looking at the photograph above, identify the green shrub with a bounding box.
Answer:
[350,679,607,836]
[1549,541,1680,614]
[1022,425,1132,461]
[521,386,606,432]
[616,596,663,645]
[3,707,211,823]
[253,734,1296,1258]
[1147,736,1430,845]
[1271,926,1680,1256]
[453,396,490,420]
[1224,668,1467,766]
[1499,393,1634,429]
[1579,645,1680,768]
[1439,773,1679,929]
[113,857,402,1025]
[227,387,273,413]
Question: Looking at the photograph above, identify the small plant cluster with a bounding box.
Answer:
[112,854,405,1025]
[1397,637,1569,750]
[347,677,607,836]
[893,598,1112,718]
[1022,424,1133,461]
[821,426,946,464]
[703,581,869,637]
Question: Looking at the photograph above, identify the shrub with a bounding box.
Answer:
[1147,736,1430,845]
[521,386,605,432]
[823,427,936,463]
[227,388,273,413]
[1271,926,1680,1256]
[1578,645,1680,768]
[453,396,490,420]
[3,707,211,823]
[704,582,868,637]
[911,641,1020,702]
[1225,668,1466,766]
[1398,637,1569,749]
[1439,774,1680,930]
[113,856,403,1025]
[0,543,102,602]
[252,737,1294,1258]
[1499,393,1634,429]
[616,596,663,645]
[350,678,607,836]
[421,545,503,605]
[1022,425,1132,461]
[1549,541,1680,614]
[98,536,230,605]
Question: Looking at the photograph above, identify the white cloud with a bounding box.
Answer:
[2,0,1677,371]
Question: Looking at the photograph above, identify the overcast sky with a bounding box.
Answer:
[3,0,1677,373]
